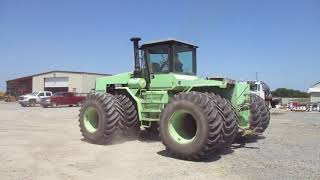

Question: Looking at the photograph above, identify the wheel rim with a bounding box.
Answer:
[84,106,100,133]
[168,110,197,144]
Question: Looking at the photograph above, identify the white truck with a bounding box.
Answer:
[249,81,272,107]
[18,91,52,107]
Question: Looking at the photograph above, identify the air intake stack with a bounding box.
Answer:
[130,37,141,78]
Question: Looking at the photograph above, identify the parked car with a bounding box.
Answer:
[306,103,319,112]
[18,91,52,107]
[40,92,86,108]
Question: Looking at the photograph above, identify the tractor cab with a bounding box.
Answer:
[141,39,198,75]
[130,38,198,78]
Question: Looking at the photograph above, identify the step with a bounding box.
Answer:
[141,109,162,113]
[141,118,159,121]
[141,101,164,104]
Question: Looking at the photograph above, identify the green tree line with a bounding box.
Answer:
[271,88,310,98]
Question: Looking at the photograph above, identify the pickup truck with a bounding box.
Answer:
[40,92,86,108]
[18,91,52,107]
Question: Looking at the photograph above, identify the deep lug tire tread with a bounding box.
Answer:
[115,94,140,136]
[258,98,270,132]
[79,93,125,144]
[160,92,225,160]
[206,93,239,149]
[249,93,270,133]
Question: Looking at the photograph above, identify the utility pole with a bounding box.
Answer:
[256,72,259,81]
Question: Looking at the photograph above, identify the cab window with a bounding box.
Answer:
[174,46,195,74]
[147,46,170,73]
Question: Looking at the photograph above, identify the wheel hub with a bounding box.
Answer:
[84,106,99,133]
[168,110,197,144]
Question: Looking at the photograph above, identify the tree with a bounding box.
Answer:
[271,88,309,98]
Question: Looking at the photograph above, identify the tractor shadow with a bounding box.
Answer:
[270,112,286,116]
[139,130,227,162]
[80,129,160,146]
[138,130,160,142]
[81,131,265,161]
[231,135,265,149]
[80,134,140,146]
[156,135,266,162]
[156,149,231,162]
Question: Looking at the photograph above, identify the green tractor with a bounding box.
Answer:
[79,37,270,160]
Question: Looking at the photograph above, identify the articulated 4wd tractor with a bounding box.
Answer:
[79,37,270,160]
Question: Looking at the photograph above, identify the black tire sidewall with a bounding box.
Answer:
[115,93,140,135]
[80,98,106,143]
[160,100,209,156]
[249,93,270,132]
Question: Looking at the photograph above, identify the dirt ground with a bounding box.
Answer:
[0,101,320,180]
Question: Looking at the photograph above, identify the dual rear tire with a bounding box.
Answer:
[115,94,140,136]
[79,93,140,144]
[79,93,125,144]
[249,94,270,133]
[159,92,238,160]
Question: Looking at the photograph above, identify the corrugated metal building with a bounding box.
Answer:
[308,82,320,103]
[6,71,110,95]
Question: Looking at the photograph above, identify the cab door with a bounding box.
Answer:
[146,45,174,90]
[37,92,45,102]
[60,92,74,105]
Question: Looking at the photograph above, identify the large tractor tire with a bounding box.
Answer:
[79,93,124,144]
[115,94,140,136]
[206,93,238,149]
[159,92,225,160]
[249,94,270,133]
[259,100,270,132]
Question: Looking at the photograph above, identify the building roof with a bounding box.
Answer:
[7,70,111,82]
[140,38,198,48]
[308,82,320,93]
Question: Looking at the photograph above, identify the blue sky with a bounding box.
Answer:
[1,0,319,91]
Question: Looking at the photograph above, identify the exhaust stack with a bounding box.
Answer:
[130,37,141,78]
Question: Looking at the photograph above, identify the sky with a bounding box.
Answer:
[0,0,319,91]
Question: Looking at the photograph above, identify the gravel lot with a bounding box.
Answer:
[0,101,319,180]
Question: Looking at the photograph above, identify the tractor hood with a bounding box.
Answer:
[95,72,228,92]
[95,72,133,92]
[149,73,228,90]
